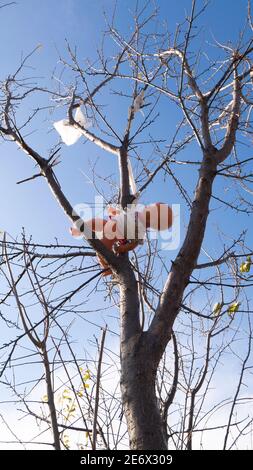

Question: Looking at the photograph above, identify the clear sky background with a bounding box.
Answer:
[0,0,252,449]
[0,0,251,243]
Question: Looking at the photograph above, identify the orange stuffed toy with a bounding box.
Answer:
[71,203,173,276]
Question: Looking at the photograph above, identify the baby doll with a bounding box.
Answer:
[71,203,173,276]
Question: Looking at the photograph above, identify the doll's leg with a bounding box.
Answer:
[97,255,112,276]
[139,203,173,231]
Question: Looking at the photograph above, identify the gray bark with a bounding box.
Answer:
[121,333,167,450]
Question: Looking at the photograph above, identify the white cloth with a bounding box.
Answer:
[53,107,92,146]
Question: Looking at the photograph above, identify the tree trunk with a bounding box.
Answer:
[120,333,167,450]
[117,266,167,450]
[118,151,218,450]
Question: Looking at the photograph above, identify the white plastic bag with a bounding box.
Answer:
[74,106,92,128]
[133,90,145,114]
[128,160,137,195]
[53,107,92,146]
[54,119,81,145]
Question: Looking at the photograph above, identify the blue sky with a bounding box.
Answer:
[0,0,251,243]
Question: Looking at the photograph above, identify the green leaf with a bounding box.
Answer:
[239,257,251,273]
[227,302,240,315]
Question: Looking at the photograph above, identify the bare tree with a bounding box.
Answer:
[1,0,253,450]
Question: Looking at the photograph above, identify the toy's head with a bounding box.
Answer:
[107,206,121,218]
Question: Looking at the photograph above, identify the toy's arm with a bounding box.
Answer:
[114,240,139,254]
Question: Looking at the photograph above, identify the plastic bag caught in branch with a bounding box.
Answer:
[53,119,80,146]
[127,159,137,195]
[133,90,145,115]
[53,107,92,146]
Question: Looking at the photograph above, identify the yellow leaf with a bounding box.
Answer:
[62,389,71,400]
[239,257,251,273]
[83,369,91,381]
[63,433,70,449]
[212,302,222,316]
[227,302,240,315]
